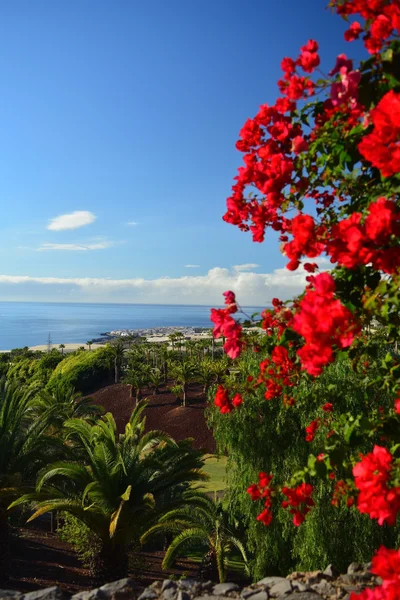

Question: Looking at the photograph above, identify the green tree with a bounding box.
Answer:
[33,384,102,431]
[0,379,60,583]
[59,344,65,355]
[124,365,151,404]
[87,341,93,351]
[108,340,125,384]
[170,361,198,407]
[13,403,207,583]
[142,492,248,583]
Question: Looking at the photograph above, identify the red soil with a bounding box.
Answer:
[89,382,216,453]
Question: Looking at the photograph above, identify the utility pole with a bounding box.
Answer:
[47,332,52,353]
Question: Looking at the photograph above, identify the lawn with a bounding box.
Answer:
[200,454,228,494]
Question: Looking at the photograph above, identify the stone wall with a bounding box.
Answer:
[0,562,381,600]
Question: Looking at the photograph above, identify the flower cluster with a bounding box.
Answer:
[281,483,314,526]
[329,197,400,273]
[331,479,355,508]
[353,445,400,526]
[358,91,400,178]
[210,291,243,359]
[333,0,400,54]
[247,472,274,527]
[214,385,243,414]
[259,345,297,400]
[293,273,360,375]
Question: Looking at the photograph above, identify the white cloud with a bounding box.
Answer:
[47,211,96,231]
[127,221,138,226]
[233,263,260,272]
[185,264,200,268]
[0,260,332,305]
[37,241,114,251]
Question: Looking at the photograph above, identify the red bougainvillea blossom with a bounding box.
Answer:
[293,273,360,376]
[281,483,314,526]
[210,290,243,359]
[248,472,274,527]
[353,446,400,526]
[358,91,400,178]
[214,385,243,414]
[305,419,320,442]
[328,197,400,273]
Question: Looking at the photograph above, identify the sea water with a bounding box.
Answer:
[0,301,265,350]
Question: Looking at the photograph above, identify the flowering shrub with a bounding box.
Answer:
[210,0,400,591]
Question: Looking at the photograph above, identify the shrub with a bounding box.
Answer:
[47,346,113,394]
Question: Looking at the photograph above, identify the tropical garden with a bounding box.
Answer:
[2,1,400,598]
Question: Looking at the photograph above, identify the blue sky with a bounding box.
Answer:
[0,1,363,304]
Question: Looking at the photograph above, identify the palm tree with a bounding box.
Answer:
[141,492,249,583]
[149,368,162,395]
[0,379,61,583]
[109,340,125,384]
[59,344,65,355]
[32,385,102,430]
[198,359,215,395]
[13,404,207,584]
[124,366,151,404]
[87,340,93,351]
[170,361,198,407]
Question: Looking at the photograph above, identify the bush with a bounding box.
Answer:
[47,346,113,394]
[57,512,101,568]
[207,349,399,578]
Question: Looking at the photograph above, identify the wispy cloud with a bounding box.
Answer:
[47,211,96,231]
[233,263,260,272]
[126,221,138,226]
[0,261,332,305]
[37,241,114,251]
[184,264,200,268]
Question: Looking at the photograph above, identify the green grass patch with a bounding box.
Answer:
[200,454,228,494]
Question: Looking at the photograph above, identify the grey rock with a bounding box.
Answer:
[99,579,138,600]
[311,580,336,596]
[322,564,338,579]
[347,562,362,575]
[240,589,257,600]
[201,583,214,592]
[161,582,176,593]
[23,588,67,600]
[245,592,268,600]
[256,579,287,589]
[276,594,323,600]
[177,592,190,600]
[162,588,177,600]
[213,584,239,596]
[304,573,323,587]
[269,580,292,597]
[364,562,372,571]
[290,583,308,593]
[194,596,227,600]
[178,580,200,592]
[71,593,98,600]
[0,592,22,599]
[137,591,157,600]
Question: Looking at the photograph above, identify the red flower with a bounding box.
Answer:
[232,393,243,408]
[322,402,334,413]
[297,40,320,73]
[305,419,320,442]
[214,385,232,414]
[395,397,400,414]
[358,90,400,177]
[281,483,314,526]
[293,273,360,375]
[353,445,400,526]
[344,21,363,41]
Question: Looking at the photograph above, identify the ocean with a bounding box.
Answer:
[0,301,265,351]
